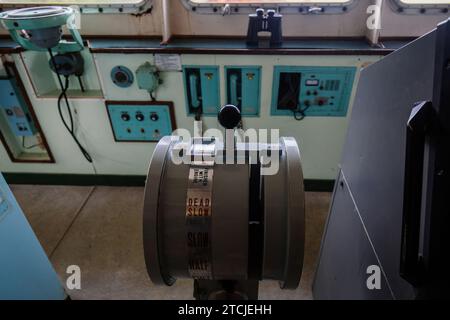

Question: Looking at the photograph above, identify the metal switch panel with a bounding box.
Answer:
[183,66,220,116]
[271,66,356,117]
[106,101,175,142]
[0,78,36,136]
[225,66,261,116]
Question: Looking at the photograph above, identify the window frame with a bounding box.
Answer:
[390,0,450,15]
[0,0,153,14]
[180,0,356,15]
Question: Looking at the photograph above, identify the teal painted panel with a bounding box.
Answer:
[200,66,220,115]
[183,66,220,116]
[0,173,66,300]
[225,66,261,116]
[107,103,174,142]
[271,66,356,117]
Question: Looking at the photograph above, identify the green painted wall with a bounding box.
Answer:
[0,51,382,180]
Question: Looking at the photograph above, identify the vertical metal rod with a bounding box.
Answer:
[161,0,172,45]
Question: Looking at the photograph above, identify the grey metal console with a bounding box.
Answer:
[314,19,450,299]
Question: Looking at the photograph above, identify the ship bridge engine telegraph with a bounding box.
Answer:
[143,105,306,300]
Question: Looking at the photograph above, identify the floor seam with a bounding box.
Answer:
[49,186,97,259]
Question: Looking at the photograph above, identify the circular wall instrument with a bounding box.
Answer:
[143,106,305,297]
[111,66,134,88]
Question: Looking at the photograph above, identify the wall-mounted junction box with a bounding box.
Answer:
[183,66,220,116]
[271,66,356,117]
[225,66,261,116]
[106,101,176,142]
[21,50,103,98]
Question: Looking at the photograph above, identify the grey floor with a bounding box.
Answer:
[10,185,331,300]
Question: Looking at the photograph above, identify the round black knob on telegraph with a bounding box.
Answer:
[218,104,242,129]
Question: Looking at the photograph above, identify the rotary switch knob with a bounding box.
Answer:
[150,113,159,121]
[121,113,130,121]
[136,112,145,122]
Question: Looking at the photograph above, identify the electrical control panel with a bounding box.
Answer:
[225,66,261,116]
[0,78,37,136]
[183,66,220,116]
[271,66,356,117]
[106,101,175,142]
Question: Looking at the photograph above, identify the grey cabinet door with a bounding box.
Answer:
[313,172,393,300]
